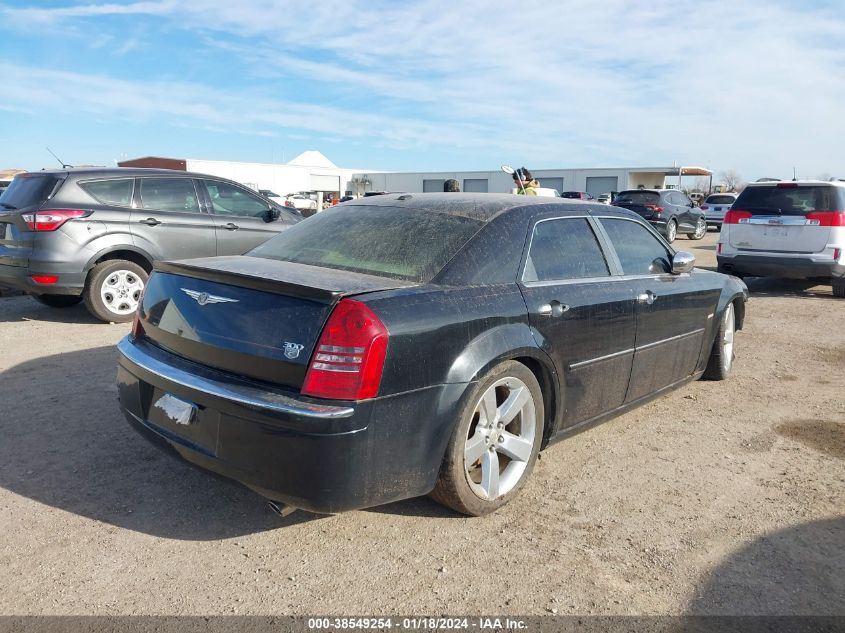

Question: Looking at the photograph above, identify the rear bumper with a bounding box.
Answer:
[0,261,85,295]
[116,337,464,513]
[717,253,845,280]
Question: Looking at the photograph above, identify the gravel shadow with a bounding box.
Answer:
[0,295,102,324]
[0,345,319,539]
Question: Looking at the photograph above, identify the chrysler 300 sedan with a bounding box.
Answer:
[117,194,747,516]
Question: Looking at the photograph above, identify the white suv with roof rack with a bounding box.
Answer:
[716,180,845,296]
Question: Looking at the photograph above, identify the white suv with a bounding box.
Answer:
[717,180,845,296]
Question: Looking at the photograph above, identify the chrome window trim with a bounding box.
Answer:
[117,337,355,419]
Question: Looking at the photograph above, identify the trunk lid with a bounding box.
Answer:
[139,256,416,389]
[727,184,843,253]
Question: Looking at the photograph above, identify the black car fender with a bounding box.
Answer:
[442,322,561,441]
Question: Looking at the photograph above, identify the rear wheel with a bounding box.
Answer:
[83,260,147,323]
[31,294,83,308]
[833,277,845,298]
[688,217,706,240]
[665,219,677,243]
[430,361,544,516]
[703,302,736,380]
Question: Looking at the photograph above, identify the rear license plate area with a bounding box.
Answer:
[145,390,220,456]
[764,226,788,238]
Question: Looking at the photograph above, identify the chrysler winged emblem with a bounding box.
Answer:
[181,288,239,306]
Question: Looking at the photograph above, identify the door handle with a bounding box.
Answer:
[139,218,161,226]
[637,291,658,305]
[538,300,571,317]
[222,223,239,231]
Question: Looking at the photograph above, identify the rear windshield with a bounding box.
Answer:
[733,185,843,216]
[705,195,736,205]
[614,191,660,205]
[561,192,582,199]
[249,205,485,282]
[0,174,62,209]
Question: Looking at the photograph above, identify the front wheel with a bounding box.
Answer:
[703,302,736,380]
[31,294,83,308]
[688,217,706,240]
[83,260,148,323]
[430,361,544,516]
[665,219,677,243]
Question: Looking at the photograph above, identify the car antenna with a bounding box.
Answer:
[46,147,73,169]
[792,166,797,182]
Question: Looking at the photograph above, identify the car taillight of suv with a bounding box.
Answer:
[21,209,88,231]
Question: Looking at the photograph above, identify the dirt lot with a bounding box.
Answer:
[0,231,842,616]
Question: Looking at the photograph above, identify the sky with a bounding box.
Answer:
[1,0,843,182]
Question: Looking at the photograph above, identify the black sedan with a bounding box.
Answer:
[116,194,747,516]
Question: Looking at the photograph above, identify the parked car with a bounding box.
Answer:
[116,193,747,516]
[701,192,739,229]
[717,180,845,296]
[597,193,612,204]
[562,191,594,200]
[612,189,706,243]
[285,193,317,212]
[0,168,301,322]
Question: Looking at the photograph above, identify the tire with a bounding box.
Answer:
[83,260,148,323]
[429,360,544,516]
[833,277,845,298]
[31,294,83,308]
[703,302,736,380]
[688,217,706,240]
[665,219,677,243]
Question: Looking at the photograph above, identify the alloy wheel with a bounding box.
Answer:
[721,303,735,372]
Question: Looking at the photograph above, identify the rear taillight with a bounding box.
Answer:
[834,248,842,261]
[21,209,87,231]
[806,211,845,227]
[31,275,58,284]
[301,298,388,400]
[717,242,723,254]
[724,210,752,224]
[644,204,664,213]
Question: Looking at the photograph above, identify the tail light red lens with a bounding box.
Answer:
[21,209,87,231]
[806,211,845,227]
[834,248,842,261]
[644,204,664,214]
[724,210,752,224]
[31,275,58,284]
[717,242,723,255]
[302,298,388,400]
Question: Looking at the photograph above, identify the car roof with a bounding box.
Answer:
[744,180,845,188]
[339,192,639,222]
[31,166,225,179]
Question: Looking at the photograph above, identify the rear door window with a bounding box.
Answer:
[733,185,843,216]
[138,178,200,213]
[80,178,134,206]
[523,218,609,282]
[202,180,270,217]
[601,218,672,275]
[0,174,62,209]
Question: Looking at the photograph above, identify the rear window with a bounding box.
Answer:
[249,205,484,282]
[704,195,737,205]
[561,192,582,199]
[80,178,134,206]
[0,174,62,209]
[733,185,843,216]
[614,191,660,205]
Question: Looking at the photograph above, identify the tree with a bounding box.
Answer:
[719,169,744,192]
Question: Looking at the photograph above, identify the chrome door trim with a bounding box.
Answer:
[636,328,705,352]
[569,347,635,370]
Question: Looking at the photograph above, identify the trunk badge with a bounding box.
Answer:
[284,342,305,359]
[181,288,239,306]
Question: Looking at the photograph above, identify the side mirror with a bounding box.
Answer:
[264,207,281,222]
[671,251,695,274]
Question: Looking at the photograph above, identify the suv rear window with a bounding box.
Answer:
[249,205,484,282]
[733,185,843,216]
[614,191,660,205]
[80,178,134,206]
[704,195,736,205]
[0,174,62,209]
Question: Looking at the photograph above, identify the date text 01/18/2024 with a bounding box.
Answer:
[306,617,528,630]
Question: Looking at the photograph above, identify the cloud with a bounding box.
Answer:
[2,0,845,175]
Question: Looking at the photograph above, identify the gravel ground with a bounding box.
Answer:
[0,231,842,616]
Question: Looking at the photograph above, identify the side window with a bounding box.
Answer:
[601,218,671,275]
[80,179,133,206]
[138,178,200,213]
[523,218,610,282]
[203,180,269,217]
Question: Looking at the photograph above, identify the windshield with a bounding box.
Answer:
[0,174,62,209]
[614,191,659,205]
[249,205,485,282]
[733,185,843,216]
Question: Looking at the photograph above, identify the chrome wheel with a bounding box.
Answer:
[693,218,706,239]
[666,220,677,242]
[100,269,144,316]
[721,303,735,372]
[464,377,537,500]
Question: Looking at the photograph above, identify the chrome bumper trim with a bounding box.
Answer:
[117,337,355,419]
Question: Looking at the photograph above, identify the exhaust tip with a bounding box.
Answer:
[266,500,297,518]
